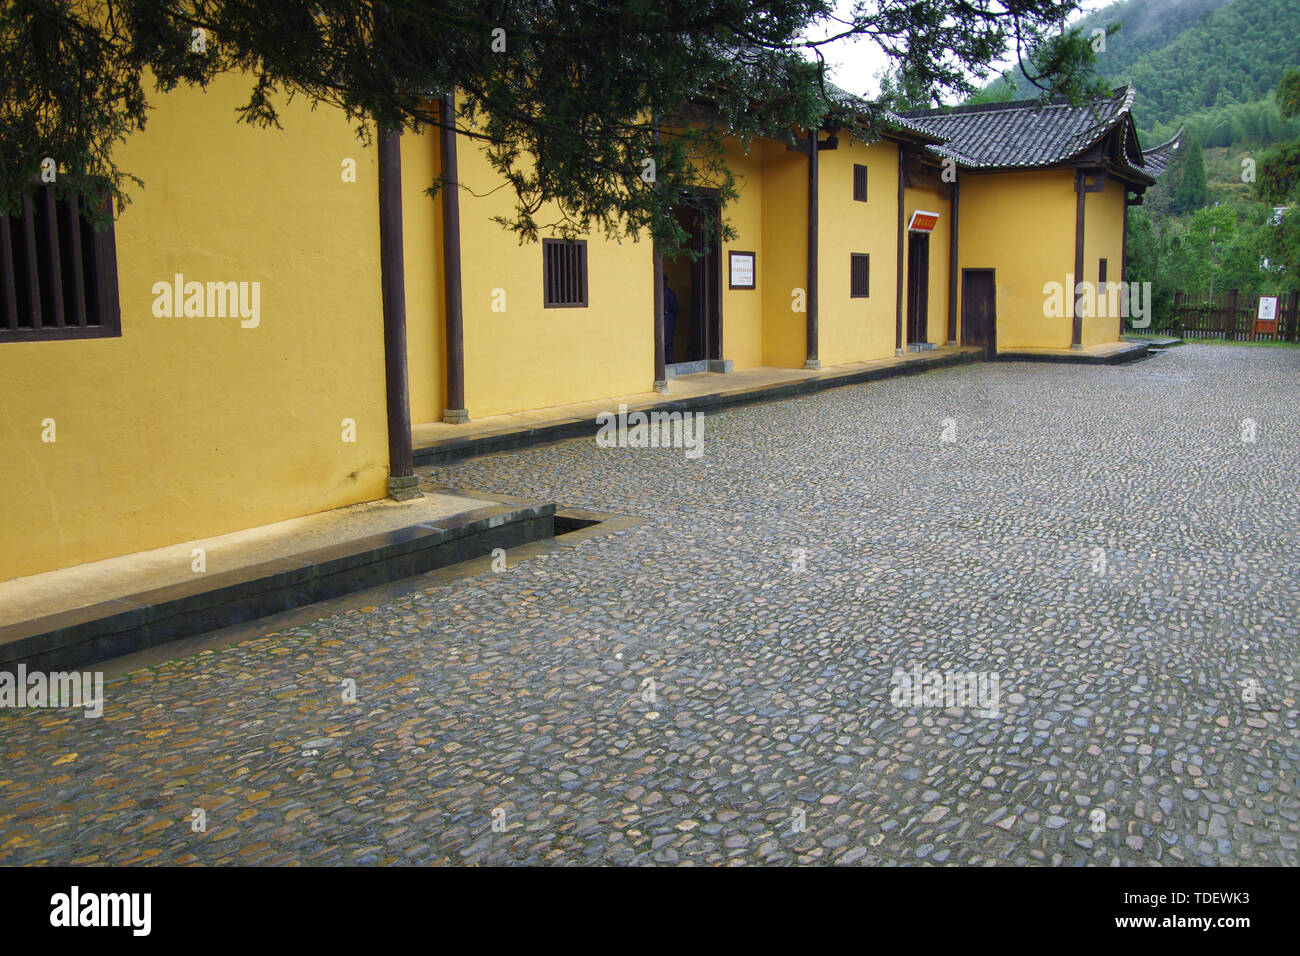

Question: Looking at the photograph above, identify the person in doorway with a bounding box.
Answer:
[663,276,679,364]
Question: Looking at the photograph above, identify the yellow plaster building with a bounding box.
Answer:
[0,82,1174,583]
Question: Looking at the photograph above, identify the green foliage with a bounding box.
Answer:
[975,0,1300,147]
[1260,208,1300,286]
[1123,206,1172,321]
[1127,201,1295,319]
[1173,130,1209,214]
[1168,99,1300,150]
[1,0,1102,254]
[1257,141,1300,205]
[1254,69,1300,208]
[1272,66,1300,120]
[1015,22,1119,105]
[875,67,938,113]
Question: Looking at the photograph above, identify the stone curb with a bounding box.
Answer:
[0,500,556,672]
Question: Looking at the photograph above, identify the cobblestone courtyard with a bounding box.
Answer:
[2,344,1297,865]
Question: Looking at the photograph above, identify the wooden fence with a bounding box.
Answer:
[1165,290,1300,342]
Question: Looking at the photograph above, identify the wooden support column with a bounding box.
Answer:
[895,149,906,356]
[377,127,419,500]
[1071,169,1086,349]
[653,248,667,390]
[653,118,668,392]
[440,92,469,423]
[947,176,959,345]
[1120,191,1131,339]
[805,127,820,370]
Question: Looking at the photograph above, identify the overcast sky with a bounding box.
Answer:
[815,0,1118,102]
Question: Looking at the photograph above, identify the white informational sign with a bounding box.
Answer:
[729,251,755,289]
[1258,296,1278,322]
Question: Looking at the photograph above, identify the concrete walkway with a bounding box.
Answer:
[994,340,1151,364]
[413,347,980,464]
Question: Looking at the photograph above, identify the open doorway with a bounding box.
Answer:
[662,193,721,370]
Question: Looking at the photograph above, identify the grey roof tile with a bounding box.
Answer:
[893,86,1166,181]
[1141,127,1184,177]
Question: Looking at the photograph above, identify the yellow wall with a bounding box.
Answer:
[402,127,447,423]
[718,137,765,369]
[1081,176,1127,347]
[759,139,810,368]
[453,122,654,419]
[903,184,952,345]
[816,139,903,366]
[957,169,1077,350]
[0,74,390,582]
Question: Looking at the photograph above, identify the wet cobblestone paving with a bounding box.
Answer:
[2,344,1298,866]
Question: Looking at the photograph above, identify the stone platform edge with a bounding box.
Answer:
[415,349,980,467]
[992,342,1152,365]
[0,500,556,673]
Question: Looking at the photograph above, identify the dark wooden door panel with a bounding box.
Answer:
[961,269,996,357]
[906,233,930,344]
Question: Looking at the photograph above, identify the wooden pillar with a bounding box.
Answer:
[440,92,469,423]
[653,118,668,391]
[378,127,419,500]
[653,247,667,390]
[1071,169,1086,349]
[947,176,959,345]
[895,149,906,355]
[805,127,820,369]
[1120,193,1130,339]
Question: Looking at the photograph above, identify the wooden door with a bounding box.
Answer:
[961,269,996,357]
[907,233,930,344]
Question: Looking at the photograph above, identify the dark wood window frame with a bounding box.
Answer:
[850,253,870,298]
[852,164,868,202]
[1,187,121,342]
[542,238,589,308]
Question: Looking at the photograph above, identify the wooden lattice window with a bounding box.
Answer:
[850,253,870,298]
[853,164,868,202]
[1,187,121,342]
[542,238,588,308]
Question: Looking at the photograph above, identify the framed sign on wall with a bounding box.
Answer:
[729,251,756,290]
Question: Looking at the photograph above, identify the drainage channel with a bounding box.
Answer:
[95,498,642,678]
[554,507,610,535]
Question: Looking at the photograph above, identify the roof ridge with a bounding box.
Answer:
[1143,124,1185,153]
[900,84,1133,119]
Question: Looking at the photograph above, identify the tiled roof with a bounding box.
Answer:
[819,81,944,143]
[896,86,1162,178]
[1141,128,1184,177]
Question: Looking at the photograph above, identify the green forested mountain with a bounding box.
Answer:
[975,0,1300,146]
